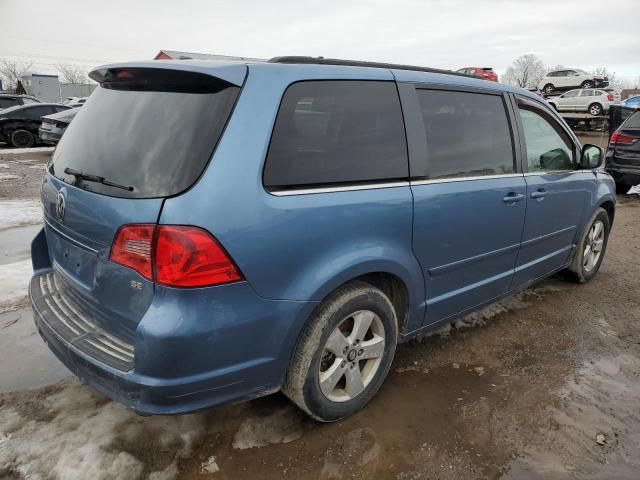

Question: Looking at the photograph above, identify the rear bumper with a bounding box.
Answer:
[30,270,316,414]
[38,129,62,145]
[605,166,640,185]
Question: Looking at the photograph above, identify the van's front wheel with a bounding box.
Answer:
[566,208,610,283]
[283,281,397,422]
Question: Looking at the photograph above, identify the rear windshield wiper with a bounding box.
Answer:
[63,167,134,192]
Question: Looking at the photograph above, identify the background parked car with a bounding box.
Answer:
[39,107,80,145]
[538,69,608,94]
[606,109,640,193]
[0,93,41,110]
[622,95,640,109]
[547,88,620,116]
[456,67,498,82]
[0,103,70,148]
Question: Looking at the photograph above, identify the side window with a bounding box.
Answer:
[564,90,579,98]
[415,89,514,179]
[0,98,18,109]
[580,90,594,97]
[263,81,408,190]
[518,106,575,172]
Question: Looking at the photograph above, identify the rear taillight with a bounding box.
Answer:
[110,224,243,288]
[607,94,614,101]
[110,225,155,280]
[610,131,637,146]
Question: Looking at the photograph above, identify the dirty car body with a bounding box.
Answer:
[30,58,616,417]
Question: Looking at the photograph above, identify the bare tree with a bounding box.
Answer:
[0,58,34,92]
[502,54,546,89]
[56,63,88,84]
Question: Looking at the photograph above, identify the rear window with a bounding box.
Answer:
[416,89,514,179]
[49,68,240,198]
[623,111,640,129]
[263,81,408,190]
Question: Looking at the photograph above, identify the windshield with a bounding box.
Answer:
[48,68,240,199]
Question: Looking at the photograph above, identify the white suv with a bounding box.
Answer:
[538,69,608,94]
[547,89,621,116]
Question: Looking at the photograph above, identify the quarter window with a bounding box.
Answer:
[518,107,574,172]
[263,81,408,190]
[415,89,514,179]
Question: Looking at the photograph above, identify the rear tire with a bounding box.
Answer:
[10,129,35,148]
[282,281,398,422]
[565,208,610,283]
[543,84,555,94]
[588,103,603,116]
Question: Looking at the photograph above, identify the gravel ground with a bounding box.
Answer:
[0,145,639,479]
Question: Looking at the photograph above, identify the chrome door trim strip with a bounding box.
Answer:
[269,181,411,196]
[410,173,524,186]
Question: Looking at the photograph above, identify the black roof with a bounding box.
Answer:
[268,56,474,79]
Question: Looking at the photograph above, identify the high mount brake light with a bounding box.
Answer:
[110,225,243,288]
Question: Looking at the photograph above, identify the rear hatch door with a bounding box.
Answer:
[39,64,245,343]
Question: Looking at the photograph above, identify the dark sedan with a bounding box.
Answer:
[606,110,640,193]
[39,107,80,145]
[0,103,70,148]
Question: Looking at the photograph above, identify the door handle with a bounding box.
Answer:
[503,193,525,203]
[530,189,547,200]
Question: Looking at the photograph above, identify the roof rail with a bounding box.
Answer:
[268,56,474,78]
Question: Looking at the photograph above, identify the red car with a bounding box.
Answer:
[457,67,499,82]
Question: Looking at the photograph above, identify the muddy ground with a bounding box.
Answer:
[0,143,639,480]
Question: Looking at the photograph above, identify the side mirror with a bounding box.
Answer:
[581,144,603,169]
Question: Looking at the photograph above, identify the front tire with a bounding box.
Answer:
[588,103,603,116]
[566,208,610,283]
[10,129,35,148]
[283,281,398,422]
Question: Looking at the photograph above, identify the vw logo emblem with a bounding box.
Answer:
[56,192,66,221]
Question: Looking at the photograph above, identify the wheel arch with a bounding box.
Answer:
[599,199,615,226]
[307,259,422,335]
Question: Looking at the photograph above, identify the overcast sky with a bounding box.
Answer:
[1,0,638,82]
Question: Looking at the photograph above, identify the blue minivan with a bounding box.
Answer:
[30,57,615,421]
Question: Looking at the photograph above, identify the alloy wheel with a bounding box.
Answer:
[583,220,604,272]
[318,310,385,402]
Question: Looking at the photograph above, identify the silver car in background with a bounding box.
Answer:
[547,89,621,116]
[39,107,80,145]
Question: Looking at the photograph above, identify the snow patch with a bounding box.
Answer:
[200,456,220,474]
[0,380,215,480]
[0,199,42,230]
[627,184,640,195]
[232,406,304,450]
[0,173,19,181]
[0,164,9,169]
[0,259,32,307]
